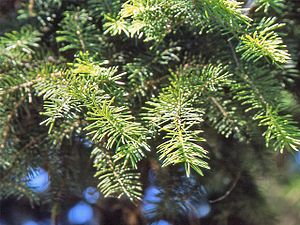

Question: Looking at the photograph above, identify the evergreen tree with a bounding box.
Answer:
[1,0,300,224]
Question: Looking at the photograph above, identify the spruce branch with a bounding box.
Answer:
[36,53,149,200]
[237,17,290,65]
[143,69,213,177]
[56,9,103,53]
[207,96,247,140]
[255,0,285,13]
[92,146,143,201]
[230,40,300,152]
[0,25,40,57]
[1,0,300,210]
[85,98,149,168]
[199,0,251,33]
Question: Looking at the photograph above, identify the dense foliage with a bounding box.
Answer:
[1,0,300,224]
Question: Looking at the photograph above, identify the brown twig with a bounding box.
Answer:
[1,95,26,147]
[209,171,242,203]
[28,0,35,16]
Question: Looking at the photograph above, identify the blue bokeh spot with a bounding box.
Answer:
[83,186,101,204]
[141,202,157,219]
[184,199,211,219]
[38,219,51,225]
[26,167,50,193]
[68,201,93,224]
[22,221,39,225]
[141,186,161,219]
[144,186,161,203]
[195,201,211,218]
[0,219,7,225]
[150,220,171,225]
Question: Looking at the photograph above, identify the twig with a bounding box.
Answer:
[1,71,63,96]
[209,171,242,203]
[1,96,26,147]
[29,0,35,16]
[209,96,229,118]
[1,80,36,96]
